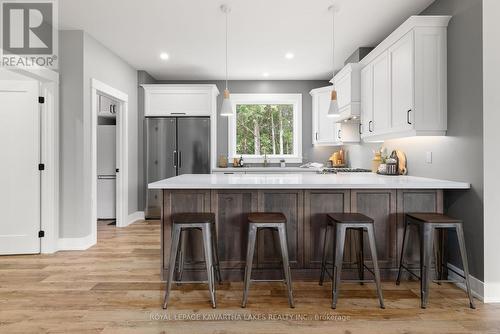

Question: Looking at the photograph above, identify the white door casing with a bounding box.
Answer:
[90,79,128,244]
[0,80,40,254]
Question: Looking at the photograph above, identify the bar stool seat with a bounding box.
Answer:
[319,213,385,309]
[242,212,294,308]
[172,212,215,224]
[404,213,460,224]
[163,212,221,309]
[396,213,475,309]
[327,213,374,224]
[248,212,286,224]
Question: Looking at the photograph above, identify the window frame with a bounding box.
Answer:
[227,93,302,163]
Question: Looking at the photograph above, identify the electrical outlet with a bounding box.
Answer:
[426,151,433,164]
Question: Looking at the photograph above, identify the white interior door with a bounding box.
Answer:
[0,80,41,255]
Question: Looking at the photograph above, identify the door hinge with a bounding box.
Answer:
[38,163,45,171]
[38,230,45,238]
[38,96,45,104]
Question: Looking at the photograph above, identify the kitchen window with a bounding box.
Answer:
[227,94,302,163]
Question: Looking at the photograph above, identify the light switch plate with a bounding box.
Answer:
[426,151,433,164]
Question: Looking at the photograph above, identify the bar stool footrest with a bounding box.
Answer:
[170,280,210,284]
[250,279,287,283]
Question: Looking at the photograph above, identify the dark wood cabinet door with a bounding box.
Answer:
[212,190,258,268]
[304,190,350,268]
[396,190,442,265]
[257,190,304,268]
[351,190,397,268]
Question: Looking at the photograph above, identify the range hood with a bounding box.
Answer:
[330,63,362,123]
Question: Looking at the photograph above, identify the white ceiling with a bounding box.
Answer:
[59,0,435,80]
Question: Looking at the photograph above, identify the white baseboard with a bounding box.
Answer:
[57,233,96,251]
[447,263,484,301]
[126,211,145,226]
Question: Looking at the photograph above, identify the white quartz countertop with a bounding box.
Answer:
[148,173,470,190]
[212,167,321,173]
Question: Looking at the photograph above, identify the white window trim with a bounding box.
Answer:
[227,93,302,163]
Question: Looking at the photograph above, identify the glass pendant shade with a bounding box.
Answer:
[327,90,339,117]
[220,89,233,116]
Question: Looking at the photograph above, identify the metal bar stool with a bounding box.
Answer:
[242,212,295,308]
[163,213,222,309]
[396,213,475,309]
[319,213,385,309]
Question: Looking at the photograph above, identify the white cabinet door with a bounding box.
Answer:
[312,88,338,145]
[372,51,391,134]
[147,91,211,116]
[360,65,373,136]
[390,32,414,132]
[99,95,116,115]
[338,122,360,143]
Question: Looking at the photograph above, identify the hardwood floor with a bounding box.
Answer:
[1,220,499,334]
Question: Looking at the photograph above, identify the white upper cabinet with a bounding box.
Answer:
[311,86,341,146]
[142,84,219,117]
[360,16,451,142]
[330,63,362,122]
[310,85,360,146]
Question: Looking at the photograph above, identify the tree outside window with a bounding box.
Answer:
[235,104,294,156]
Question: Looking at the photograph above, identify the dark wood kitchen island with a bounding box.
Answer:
[149,173,469,281]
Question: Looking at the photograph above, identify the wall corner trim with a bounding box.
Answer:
[57,234,96,251]
[127,211,145,227]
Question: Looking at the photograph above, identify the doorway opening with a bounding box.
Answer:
[90,79,128,244]
[97,94,118,227]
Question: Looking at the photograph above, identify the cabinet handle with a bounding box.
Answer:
[315,132,318,141]
[359,123,362,135]
[338,129,342,139]
[173,150,178,168]
[369,121,374,132]
[171,112,187,115]
[407,109,412,125]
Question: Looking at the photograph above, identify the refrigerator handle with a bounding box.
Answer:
[173,150,177,168]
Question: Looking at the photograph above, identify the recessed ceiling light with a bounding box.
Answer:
[262,72,269,77]
[160,53,169,60]
[285,52,295,60]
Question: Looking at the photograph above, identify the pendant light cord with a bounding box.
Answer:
[225,8,229,90]
[332,7,335,78]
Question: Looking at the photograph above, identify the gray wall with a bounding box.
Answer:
[347,0,484,279]
[59,30,139,238]
[59,31,86,237]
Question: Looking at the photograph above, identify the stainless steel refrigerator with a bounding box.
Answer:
[145,117,210,219]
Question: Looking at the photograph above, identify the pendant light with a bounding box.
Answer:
[220,4,233,117]
[327,4,339,117]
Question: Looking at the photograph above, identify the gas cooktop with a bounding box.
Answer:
[320,168,372,174]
